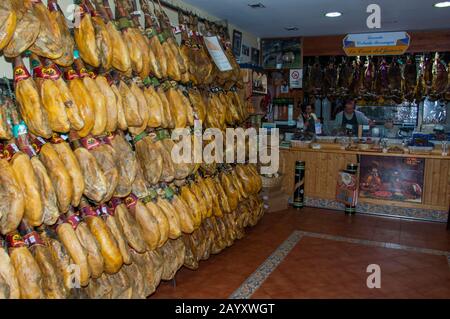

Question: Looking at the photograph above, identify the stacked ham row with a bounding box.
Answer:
[0,160,263,299]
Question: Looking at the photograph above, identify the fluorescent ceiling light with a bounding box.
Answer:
[434,1,450,7]
[325,12,342,18]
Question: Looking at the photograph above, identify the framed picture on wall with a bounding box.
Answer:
[232,30,243,58]
[261,37,303,69]
[251,47,260,65]
[242,44,250,57]
[359,156,425,204]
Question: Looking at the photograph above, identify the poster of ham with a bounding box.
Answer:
[359,156,424,203]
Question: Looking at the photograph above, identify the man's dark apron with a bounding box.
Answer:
[341,112,358,134]
[303,114,316,133]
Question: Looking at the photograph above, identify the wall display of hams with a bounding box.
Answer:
[303,53,450,104]
[0,0,263,299]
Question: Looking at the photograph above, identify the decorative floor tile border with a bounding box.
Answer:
[228,231,303,299]
[229,230,450,299]
[304,197,449,223]
[302,231,450,258]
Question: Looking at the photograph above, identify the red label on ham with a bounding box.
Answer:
[88,71,97,79]
[108,197,122,215]
[21,145,37,158]
[31,136,47,154]
[78,68,90,79]
[100,132,115,145]
[80,136,101,150]
[50,133,65,144]
[14,66,31,83]
[124,194,138,213]
[2,143,20,161]
[66,214,82,230]
[33,65,47,79]
[23,231,44,247]
[79,206,98,218]
[64,69,79,81]
[5,232,26,249]
[96,204,111,218]
[44,65,62,80]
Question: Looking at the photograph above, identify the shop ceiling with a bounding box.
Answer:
[183,0,450,37]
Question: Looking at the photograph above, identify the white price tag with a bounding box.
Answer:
[11,144,19,152]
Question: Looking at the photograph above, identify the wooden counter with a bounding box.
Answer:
[279,147,450,212]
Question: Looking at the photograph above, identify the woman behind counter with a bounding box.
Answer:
[297,104,319,134]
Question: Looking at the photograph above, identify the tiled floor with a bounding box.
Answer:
[151,208,450,299]
[251,235,450,299]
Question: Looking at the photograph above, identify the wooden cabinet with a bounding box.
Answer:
[423,159,450,209]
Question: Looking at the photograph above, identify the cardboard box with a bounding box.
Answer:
[262,187,290,213]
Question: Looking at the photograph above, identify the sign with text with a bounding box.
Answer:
[289,69,303,89]
[204,36,233,72]
[343,32,410,56]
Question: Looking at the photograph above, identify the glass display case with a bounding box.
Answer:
[357,102,419,126]
[422,98,448,125]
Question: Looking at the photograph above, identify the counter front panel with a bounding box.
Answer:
[280,148,450,221]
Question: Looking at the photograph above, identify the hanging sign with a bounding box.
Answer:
[289,69,303,89]
[343,32,410,56]
[204,36,233,72]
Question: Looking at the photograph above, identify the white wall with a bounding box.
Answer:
[0,0,259,78]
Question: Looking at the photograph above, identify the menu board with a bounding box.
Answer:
[359,156,424,203]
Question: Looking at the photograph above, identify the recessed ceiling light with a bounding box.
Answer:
[325,12,342,18]
[434,1,450,7]
[248,3,265,9]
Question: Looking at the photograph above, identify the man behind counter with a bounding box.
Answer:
[334,98,372,134]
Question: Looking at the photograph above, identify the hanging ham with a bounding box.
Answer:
[74,2,100,67]
[6,231,43,299]
[4,0,40,58]
[19,221,67,299]
[48,0,74,67]
[0,236,20,299]
[0,0,17,51]
[79,199,123,274]
[13,57,52,138]
[54,214,91,287]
